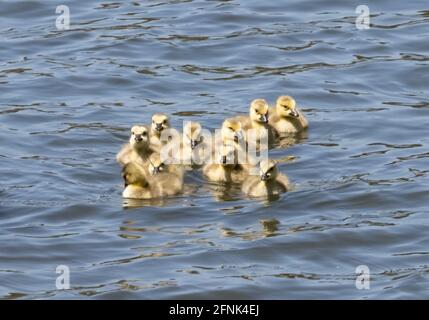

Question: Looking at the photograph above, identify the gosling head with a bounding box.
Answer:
[250,99,269,124]
[122,163,148,187]
[151,113,170,134]
[259,159,278,182]
[184,121,202,149]
[276,95,299,118]
[129,125,149,148]
[221,118,244,143]
[148,153,165,175]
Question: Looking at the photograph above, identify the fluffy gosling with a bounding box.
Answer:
[146,153,184,196]
[116,125,155,166]
[269,96,308,134]
[150,113,171,150]
[122,162,160,199]
[203,144,249,183]
[242,159,290,197]
[181,121,210,166]
[233,99,277,145]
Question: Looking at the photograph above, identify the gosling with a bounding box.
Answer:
[269,95,308,134]
[184,121,203,150]
[116,125,155,166]
[122,162,161,199]
[147,153,184,178]
[150,113,171,150]
[216,118,245,150]
[242,159,290,198]
[214,118,257,170]
[146,153,184,196]
[203,144,249,183]
[181,121,210,166]
[233,99,277,145]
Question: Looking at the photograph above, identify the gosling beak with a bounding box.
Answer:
[234,130,243,141]
[290,110,299,118]
[134,134,143,142]
[155,123,163,131]
[260,173,269,181]
[152,167,160,175]
[260,114,268,123]
[191,140,199,149]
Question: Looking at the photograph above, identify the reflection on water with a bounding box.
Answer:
[0,0,429,299]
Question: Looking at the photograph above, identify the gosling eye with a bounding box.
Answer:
[229,127,234,131]
[142,131,147,136]
[152,120,155,124]
[131,132,135,135]
[163,120,167,124]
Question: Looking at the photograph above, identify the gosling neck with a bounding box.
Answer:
[133,141,149,151]
[152,129,162,139]
[261,177,276,186]
[252,119,269,129]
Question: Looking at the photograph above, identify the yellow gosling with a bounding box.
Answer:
[116,125,155,166]
[146,153,184,196]
[150,113,171,150]
[122,162,160,199]
[181,121,210,166]
[269,95,308,134]
[233,99,277,145]
[203,144,249,183]
[242,159,290,197]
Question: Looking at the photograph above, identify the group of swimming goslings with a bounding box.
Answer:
[116,95,308,200]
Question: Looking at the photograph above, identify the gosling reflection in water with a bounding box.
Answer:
[276,130,308,149]
[208,184,243,202]
[221,218,281,240]
[122,197,166,208]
